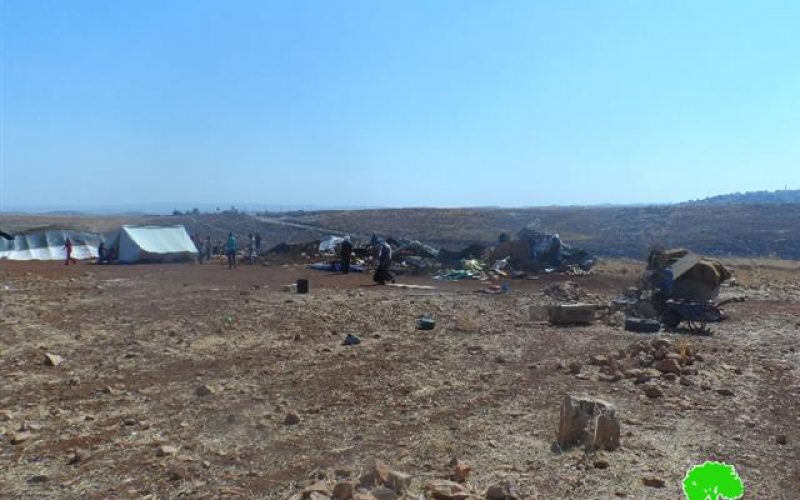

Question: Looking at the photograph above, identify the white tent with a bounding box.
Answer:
[0,230,101,261]
[107,225,198,263]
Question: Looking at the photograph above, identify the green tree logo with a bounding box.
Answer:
[683,461,744,500]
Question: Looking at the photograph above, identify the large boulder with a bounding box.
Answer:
[556,395,620,451]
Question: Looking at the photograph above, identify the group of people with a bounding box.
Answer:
[337,235,394,284]
[193,232,262,270]
[62,231,395,284]
[191,234,214,264]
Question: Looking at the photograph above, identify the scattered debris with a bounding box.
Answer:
[417,317,436,330]
[624,317,660,333]
[342,334,361,346]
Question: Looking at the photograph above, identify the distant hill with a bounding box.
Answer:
[4,202,800,260]
[688,189,800,205]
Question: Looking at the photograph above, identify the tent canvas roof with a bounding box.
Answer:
[111,225,197,263]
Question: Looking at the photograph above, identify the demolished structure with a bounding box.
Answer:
[646,248,732,302]
[494,226,596,273]
[623,248,733,332]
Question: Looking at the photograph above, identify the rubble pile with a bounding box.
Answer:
[286,459,520,500]
[568,338,705,388]
[268,224,597,279]
[542,281,587,302]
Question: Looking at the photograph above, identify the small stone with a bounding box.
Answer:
[353,493,379,500]
[485,482,520,500]
[194,385,215,397]
[642,476,665,488]
[9,431,32,445]
[68,448,92,464]
[359,460,411,493]
[332,480,356,499]
[654,346,670,360]
[651,338,672,350]
[567,361,582,374]
[29,475,49,484]
[448,458,472,482]
[623,368,642,379]
[679,376,695,387]
[661,373,677,381]
[19,421,42,432]
[43,353,64,366]
[425,479,469,499]
[334,466,356,478]
[0,410,12,421]
[717,388,735,397]
[123,417,138,426]
[638,354,655,367]
[593,459,610,469]
[598,373,622,383]
[636,369,661,384]
[776,434,788,445]
[643,385,663,398]
[156,445,178,457]
[655,358,681,375]
[303,481,332,497]
[283,412,301,425]
[167,467,188,481]
[589,355,609,366]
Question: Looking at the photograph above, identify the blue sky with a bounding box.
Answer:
[1,0,798,210]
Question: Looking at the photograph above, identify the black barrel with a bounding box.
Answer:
[296,279,309,294]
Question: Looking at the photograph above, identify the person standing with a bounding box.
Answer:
[64,237,78,265]
[340,236,353,274]
[194,233,203,263]
[97,242,108,264]
[373,240,394,284]
[248,233,256,264]
[255,233,262,255]
[203,236,212,263]
[226,232,237,270]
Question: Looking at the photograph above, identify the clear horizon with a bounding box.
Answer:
[2,1,798,209]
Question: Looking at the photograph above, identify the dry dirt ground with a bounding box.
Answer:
[1,258,798,499]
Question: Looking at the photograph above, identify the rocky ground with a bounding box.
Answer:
[0,258,798,499]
